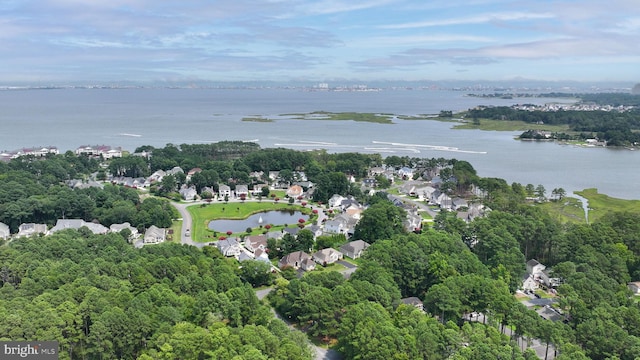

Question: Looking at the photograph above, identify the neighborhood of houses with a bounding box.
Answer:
[1,144,124,162]
[1,158,494,277]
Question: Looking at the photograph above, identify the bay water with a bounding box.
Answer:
[1,88,637,199]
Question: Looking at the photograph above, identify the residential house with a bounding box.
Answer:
[249,171,264,181]
[235,184,249,198]
[251,183,269,195]
[312,248,343,266]
[539,269,562,288]
[266,231,283,240]
[147,170,166,184]
[66,179,104,190]
[179,185,198,201]
[452,198,468,210]
[404,212,423,233]
[75,145,122,159]
[286,185,304,199]
[49,219,108,235]
[253,250,271,264]
[522,259,547,291]
[109,222,139,240]
[268,171,280,182]
[328,194,345,208]
[218,184,232,198]
[324,217,347,235]
[340,197,361,211]
[362,178,377,188]
[306,224,323,239]
[0,222,10,239]
[526,259,546,276]
[216,238,243,257]
[166,166,184,176]
[186,168,202,182]
[283,227,301,237]
[201,186,215,197]
[398,167,414,179]
[279,251,316,271]
[418,185,436,201]
[143,225,166,244]
[400,297,424,312]
[339,240,370,259]
[17,223,47,238]
[430,176,442,188]
[244,234,268,253]
[368,166,386,177]
[628,282,640,295]
[294,180,314,190]
[344,204,363,220]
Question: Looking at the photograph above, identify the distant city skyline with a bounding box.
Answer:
[1,0,639,84]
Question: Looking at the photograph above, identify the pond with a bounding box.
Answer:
[208,210,309,233]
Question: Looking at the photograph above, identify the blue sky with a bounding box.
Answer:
[2,0,639,83]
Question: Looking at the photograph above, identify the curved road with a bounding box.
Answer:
[171,201,207,248]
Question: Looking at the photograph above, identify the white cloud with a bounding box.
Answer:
[379,11,555,29]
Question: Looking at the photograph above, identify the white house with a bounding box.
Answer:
[312,248,343,265]
[0,222,10,239]
[143,225,166,244]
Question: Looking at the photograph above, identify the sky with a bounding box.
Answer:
[2,0,639,84]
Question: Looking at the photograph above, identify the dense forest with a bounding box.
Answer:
[3,144,640,359]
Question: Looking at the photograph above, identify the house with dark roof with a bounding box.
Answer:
[401,297,424,312]
[235,184,249,198]
[339,240,370,259]
[279,251,315,271]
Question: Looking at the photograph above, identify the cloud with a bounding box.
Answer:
[379,11,555,29]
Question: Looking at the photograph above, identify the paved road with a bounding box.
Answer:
[171,201,207,248]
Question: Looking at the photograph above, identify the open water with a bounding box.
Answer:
[0,88,638,199]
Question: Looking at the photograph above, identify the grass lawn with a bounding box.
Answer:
[534,289,555,299]
[575,188,640,223]
[170,219,183,243]
[450,118,570,132]
[536,197,587,224]
[187,201,312,242]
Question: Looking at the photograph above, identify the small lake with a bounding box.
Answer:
[208,210,309,233]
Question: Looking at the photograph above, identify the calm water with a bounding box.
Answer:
[1,88,638,199]
[208,210,308,233]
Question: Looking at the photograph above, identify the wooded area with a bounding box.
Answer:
[2,144,640,359]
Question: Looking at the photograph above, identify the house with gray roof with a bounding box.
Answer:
[400,297,424,312]
[17,223,47,238]
[179,185,198,201]
[218,184,232,198]
[312,248,343,266]
[339,240,370,259]
[324,217,346,235]
[49,219,108,235]
[143,225,166,244]
[235,184,249,198]
[110,222,139,241]
[217,238,243,257]
[279,251,315,271]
